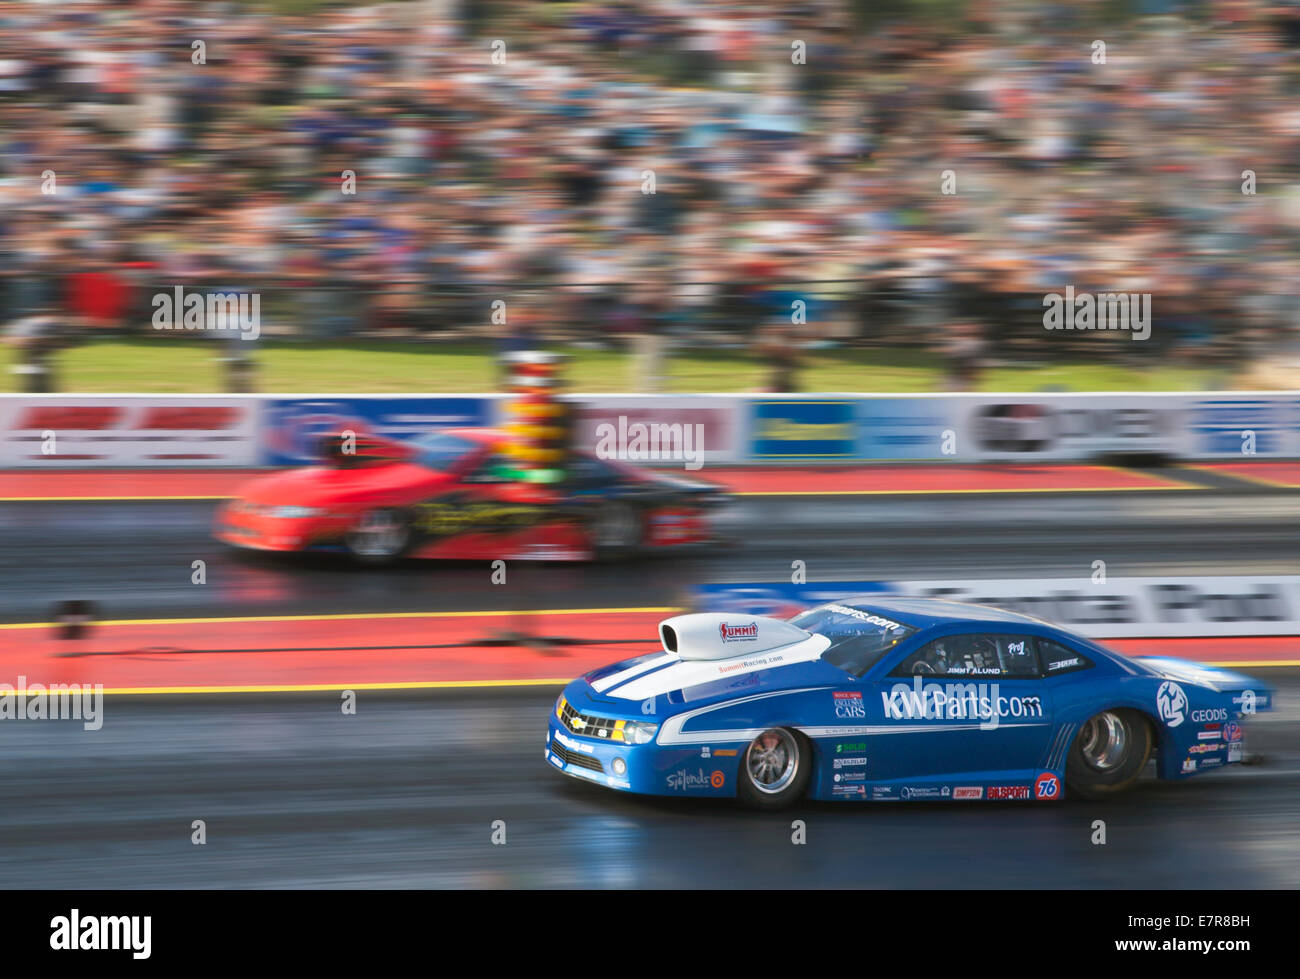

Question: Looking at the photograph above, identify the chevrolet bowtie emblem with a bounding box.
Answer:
[572,717,585,729]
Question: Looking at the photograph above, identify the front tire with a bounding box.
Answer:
[345,508,411,565]
[737,727,811,810]
[1065,709,1152,800]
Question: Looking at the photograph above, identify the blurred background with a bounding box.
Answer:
[2,0,1299,393]
[2,1,1300,892]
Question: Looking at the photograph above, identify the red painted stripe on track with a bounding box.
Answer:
[0,469,260,499]
[0,610,661,690]
[2,612,1296,692]
[1193,462,1300,489]
[1110,636,1300,664]
[709,464,1185,494]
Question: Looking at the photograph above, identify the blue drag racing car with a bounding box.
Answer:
[546,598,1273,808]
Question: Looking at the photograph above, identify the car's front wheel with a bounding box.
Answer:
[1065,708,1153,799]
[737,727,812,809]
[345,508,411,565]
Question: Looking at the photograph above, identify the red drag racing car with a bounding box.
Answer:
[215,428,731,563]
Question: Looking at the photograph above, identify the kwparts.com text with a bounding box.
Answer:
[882,679,1043,731]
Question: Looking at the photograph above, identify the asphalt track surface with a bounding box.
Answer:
[3,481,1300,622]
[1,478,1298,888]
[3,685,1298,888]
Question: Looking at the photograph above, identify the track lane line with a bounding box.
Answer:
[0,606,678,630]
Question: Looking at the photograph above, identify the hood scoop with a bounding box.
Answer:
[659,613,812,662]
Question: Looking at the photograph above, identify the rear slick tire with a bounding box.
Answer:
[591,501,643,562]
[1065,708,1152,800]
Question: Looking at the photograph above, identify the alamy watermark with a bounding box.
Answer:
[594,416,705,471]
[151,286,260,340]
[881,677,1043,732]
[0,677,103,730]
[50,909,150,958]
[1043,286,1151,341]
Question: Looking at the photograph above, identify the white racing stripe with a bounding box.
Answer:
[656,688,824,745]
[607,635,831,701]
[590,653,676,694]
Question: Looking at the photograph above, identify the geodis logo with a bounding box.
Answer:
[1156,681,1188,728]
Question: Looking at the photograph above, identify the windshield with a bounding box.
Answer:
[412,431,480,471]
[790,603,917,678]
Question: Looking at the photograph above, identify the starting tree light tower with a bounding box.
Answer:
[500,350,571,485]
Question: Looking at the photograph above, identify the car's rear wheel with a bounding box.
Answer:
[1065,708,1152,799]
[591,501,643,561]
[345,508,411,565]
[737,727,811,810]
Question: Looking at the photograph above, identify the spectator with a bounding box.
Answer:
[0,0,1293,378]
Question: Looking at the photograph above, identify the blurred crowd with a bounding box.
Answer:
[2,0,1299,376]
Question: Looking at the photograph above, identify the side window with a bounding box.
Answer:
[568,454,622,486]
[892,633,1041,678]
[998,636,1040,677]
[1039,639,1094,676]
[463,454,517,484]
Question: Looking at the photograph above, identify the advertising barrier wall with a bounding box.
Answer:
[1,392,1298,468]
[261,397,492,467]
[745,393,1300,462]
[568,395,745,468]
[0,396,261,467]
[692,577,1300,639]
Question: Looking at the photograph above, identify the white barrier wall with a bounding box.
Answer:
[693,577,1300,639]
[1,392,1297,467]
[892,577,1300,638]
[742,392,1300,462]
[0,396,261,467]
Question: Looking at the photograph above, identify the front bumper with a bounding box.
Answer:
[544,723,639,792]
[544,686,741,798]
[215,502,342,552]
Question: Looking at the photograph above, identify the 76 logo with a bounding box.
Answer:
[1034,772,1061,800]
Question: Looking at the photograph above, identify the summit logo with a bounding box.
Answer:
[719,622,759,643]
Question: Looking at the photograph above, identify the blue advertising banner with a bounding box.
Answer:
[857,398,953,460]
[262,397,493,466]
[1189,398,1297,456]
[750,400,858,458]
